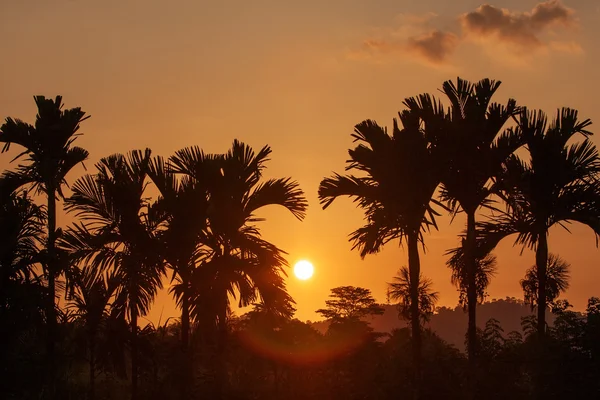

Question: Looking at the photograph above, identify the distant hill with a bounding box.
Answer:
[308,297,557,351]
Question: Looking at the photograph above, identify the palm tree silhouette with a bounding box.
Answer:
[147,154,217,399]
[61,149,164,400]
[0,96,89,367]
[0,189,46,321]
[388,267,439,325]
[172,140,307,399]
[418,78,521,388]
[521,253,570,311]
[446,238,498,310]
[67,268,118,400]
[319,112,443,399]
[481,107,600,336]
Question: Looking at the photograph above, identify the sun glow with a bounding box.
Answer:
[293,260,314,280]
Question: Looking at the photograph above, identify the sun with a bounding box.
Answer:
[293,260,314,280]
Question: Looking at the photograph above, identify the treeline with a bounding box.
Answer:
[1,77,600,400]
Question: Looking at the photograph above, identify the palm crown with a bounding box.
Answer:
[0,96,89,196]
[62,149,164,319]
[319,116,442,253]
[177,141,307,323]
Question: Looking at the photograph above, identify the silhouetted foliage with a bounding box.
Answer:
[61,149,165,400]
[319,104,445,399]
[0,96,90,388]
[316,286,384,323]
[387,267,438,324]
[3,80,600,400]
[446,238,498,308]
[521,253,570,310]
[480,107,600,337]
[414,78,522,393]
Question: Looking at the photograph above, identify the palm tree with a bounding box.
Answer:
[388,266,439,324]
[521,253,570,312]
[61,149,164,400]
[67,268,118,400]
[446,238,498,310]
[318,110,444,399]
[481,108,600,336]
[0,189,46,324]
[415,78,521,383]
[171,140,307,399]
[147,154,216,399]
[0,96,89,362]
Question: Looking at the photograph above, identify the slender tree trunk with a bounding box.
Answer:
[536,231,549,337]
[89,333,96,400]
[46,186,57,390]
[215,310,228,400]
[131,310,138,400]
[407,232,422,400]
[465,210,478,399]
[181,289,191,400]
[182,294,190,352]
[535,230,549,400]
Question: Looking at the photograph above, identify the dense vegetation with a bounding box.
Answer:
[1,77,599,400]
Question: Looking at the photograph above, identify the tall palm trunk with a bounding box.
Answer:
[465,210,478,398]
[181,288,191,400]
[89,332,96,400]
[131,309,138,400]
[215,310,228,400]
[46,186,57,371]
[534,230,549,400]
[181,295,190,351]
[407,232,422,400]
[536,231,549,336]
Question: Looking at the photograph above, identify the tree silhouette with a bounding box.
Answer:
[387,267,439,324]
[413,78,521,392]
[446,238,498,309]
[61,149,164,400]
[171,140,307,399]
[147,154,216,399]
[316,286,384,323]
[67,268,118,400]
[521,253,570,312]
[0,96,89,371]
[318,111,443,399]
[481,107,600,337]
[0,189,46,329]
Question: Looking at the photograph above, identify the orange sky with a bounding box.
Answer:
[2,0,600,324]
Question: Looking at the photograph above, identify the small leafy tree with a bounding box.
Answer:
[388,267,439,324]
[521,253,570,310]
[316,286,384,323]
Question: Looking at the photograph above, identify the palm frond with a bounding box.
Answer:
[245,177,307,220]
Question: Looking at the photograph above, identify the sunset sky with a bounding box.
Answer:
[2,0,600,324]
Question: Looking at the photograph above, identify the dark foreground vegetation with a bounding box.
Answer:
[1,77,600,399]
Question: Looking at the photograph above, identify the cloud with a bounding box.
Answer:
[351,30,457,65]
[407,30,459,64]
[461,1,577,50]
[360,39,402,55]
[350,1,581,66]
[350,13,458,66]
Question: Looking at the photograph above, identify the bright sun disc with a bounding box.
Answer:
[294,260,314,280]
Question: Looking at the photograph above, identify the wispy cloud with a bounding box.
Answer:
[351,30,458,65]
[407,30,459,64]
